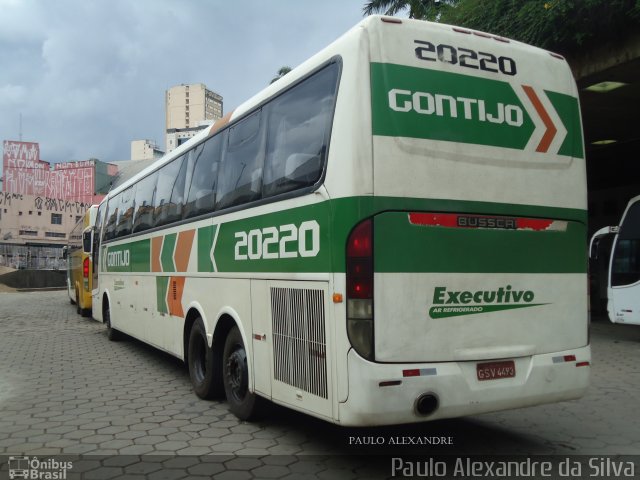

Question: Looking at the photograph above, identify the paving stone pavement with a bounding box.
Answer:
[0,291,639,478]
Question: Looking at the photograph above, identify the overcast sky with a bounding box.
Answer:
[0,0,369,173]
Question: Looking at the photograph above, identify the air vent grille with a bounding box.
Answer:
[271,287,327,399]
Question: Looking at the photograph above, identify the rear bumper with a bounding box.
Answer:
[338,345,590,426]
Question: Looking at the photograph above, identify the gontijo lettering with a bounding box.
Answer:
[388,89,524,127]
[107,249,130,267]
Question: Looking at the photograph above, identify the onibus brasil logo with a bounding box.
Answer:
[429,285,547,319]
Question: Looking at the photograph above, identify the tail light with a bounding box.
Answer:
[346,219,374,360]
[83,257,90,278]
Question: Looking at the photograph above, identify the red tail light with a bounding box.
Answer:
[346,219,374,360]
[83,257,90,278]
[347,219,373,299]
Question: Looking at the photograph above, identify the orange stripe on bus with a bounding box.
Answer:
[174,229,195,272]
[209,111,234,135]
[151,236,163,272]
[522,85,557,153]
[167,276,186,318]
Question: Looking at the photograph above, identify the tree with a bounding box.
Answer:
[270,66,292,84]
[437,0,640,55]
[362,0,458,20]
[362,0,640,55]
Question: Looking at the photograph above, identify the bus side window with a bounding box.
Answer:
[166,154,190,224]
[103,195,120,241]
[184,134,223,219]
[263,62,338,198]
[216,110,264,210]
[153,156,184,228]
[133,171,158,233]
[115,186,136,238]
[611,202,640,286]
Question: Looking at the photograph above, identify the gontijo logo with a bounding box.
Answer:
[107,249,130,267]
[370,63,584,159]
[429,285,547,319]
[389,89,524,127]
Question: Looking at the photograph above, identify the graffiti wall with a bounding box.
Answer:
[3,140,97,203]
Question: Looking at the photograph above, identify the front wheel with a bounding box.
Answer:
[104,301,122,341]
[223,326,264,421]
[76,290,81,315]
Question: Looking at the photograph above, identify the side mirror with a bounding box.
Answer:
[82,228,93,254]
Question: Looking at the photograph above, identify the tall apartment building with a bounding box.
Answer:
[165,83,223,152]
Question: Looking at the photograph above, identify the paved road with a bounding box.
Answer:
[0,290,639,478]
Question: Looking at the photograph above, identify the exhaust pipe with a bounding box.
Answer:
[415,393,439,416]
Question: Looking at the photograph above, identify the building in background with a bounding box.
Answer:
[165,83,223,152]
[131,139,164,161]
[0,140,118,268]
[2,140,115,204]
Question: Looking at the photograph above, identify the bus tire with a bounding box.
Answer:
[188,318,221,399]
[76,290,81,315]
[223,326,263,421]
[104,301,122,341]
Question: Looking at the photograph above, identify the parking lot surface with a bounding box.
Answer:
[1,290,639,478]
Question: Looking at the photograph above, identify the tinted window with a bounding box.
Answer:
[184,135,223,219]
[216,111,264,210]
[612,202,640,286]
[133,171,158,233]
[153,156,184,227]
[263,63,338,198]
[94,203,104,241]
[115,186,135,238]
[103,194,120,241]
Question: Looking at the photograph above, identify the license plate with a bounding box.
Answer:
[477,360,515,381]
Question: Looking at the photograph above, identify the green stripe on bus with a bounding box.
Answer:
[370,62,584,159]
[545,90,584,159]
[156,276,169,314]
[104,239,150,273]
[103,196,586,274]
[197,225,217,272]
[371,62,534,150]
[213,202,332,273]
[161,233,177,272]
[374,211,586,274]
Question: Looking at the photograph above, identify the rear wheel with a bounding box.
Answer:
[223,326,263,421]
[188,318,222,399]
[104,301,122,341]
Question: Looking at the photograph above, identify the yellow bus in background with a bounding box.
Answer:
[65,205,98,317]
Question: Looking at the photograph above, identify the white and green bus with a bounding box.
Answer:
[93,16,590,426]
[590,195,640,326]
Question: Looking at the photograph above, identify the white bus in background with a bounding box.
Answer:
[590,195,640,325]
[92,16,589,426]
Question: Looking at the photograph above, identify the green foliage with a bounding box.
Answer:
[438,0,640,54]
[270,66,292,85]
[363,0,458,20]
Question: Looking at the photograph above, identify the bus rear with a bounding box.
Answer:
[66,205,98,317]
[339,17,589,425]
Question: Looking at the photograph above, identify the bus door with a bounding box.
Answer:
[92,203,105,312]
[608,199,640,325]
